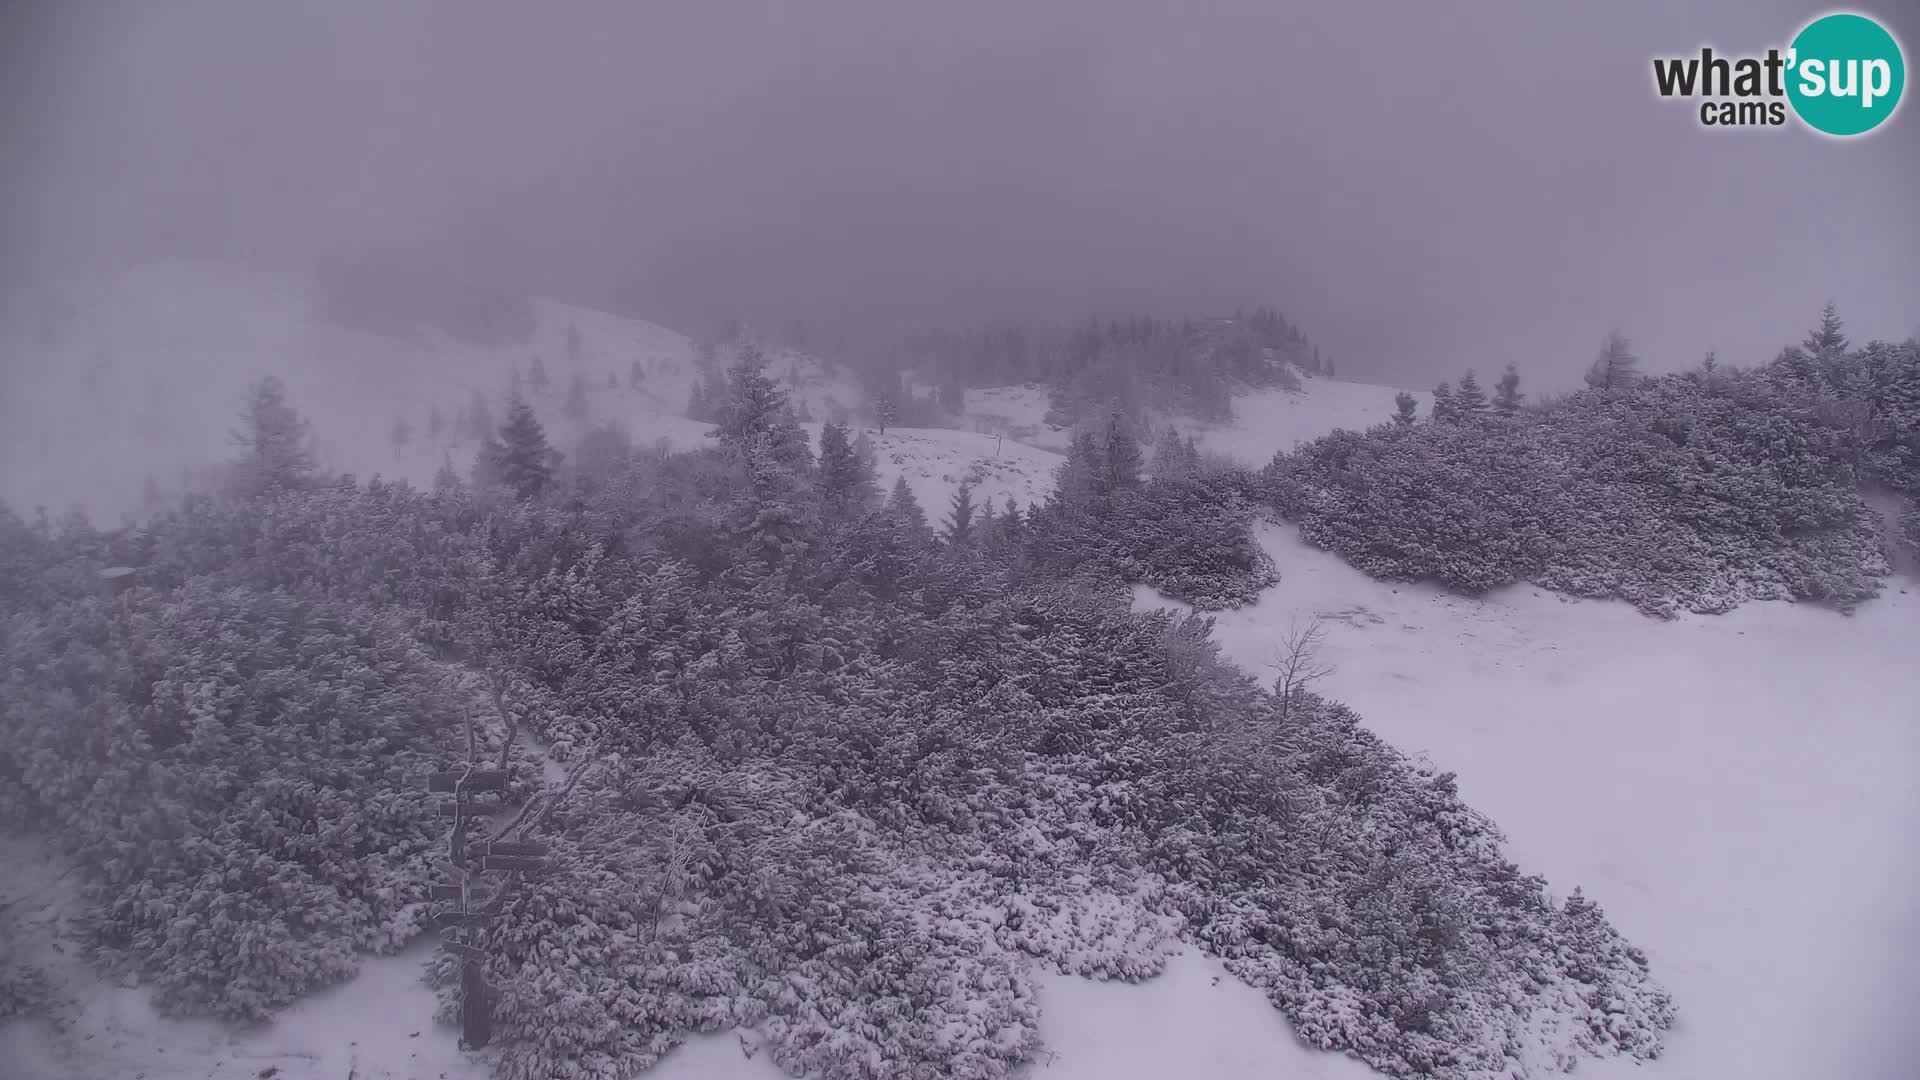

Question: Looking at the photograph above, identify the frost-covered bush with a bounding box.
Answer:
[433,750,1046,1080]
[1023,475,1277,610]
[434,558,1672,1080]
[0,582,467,1019]
[1147,695,1674,1077]
[0,359,1681,1079]
[1266,360,1902,616]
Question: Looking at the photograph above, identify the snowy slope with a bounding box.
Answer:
[960,384,1073,451]
[958,374,1428,463]
[1166,375,1427,466]
[1135,525,1920,1080]
[0,260,861,522]
[836,424,1064,521]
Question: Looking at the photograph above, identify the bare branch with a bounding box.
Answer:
[1269,614,1337,721]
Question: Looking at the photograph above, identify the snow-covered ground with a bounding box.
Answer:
[1166,376,1427,466]
[7,260,1914,1078]
[960,384,1074,452]
[958,373,1427,466]
[843,423,1064,520]
[0,260,861,523]
[1135,526,1920,1080]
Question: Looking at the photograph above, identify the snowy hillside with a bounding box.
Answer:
[0,260,1418,527]
[5,260,1911,1080]
[958,375,1428,464]
[845,424,1063,519]
[0,260,862,522]
[959,384,1074,451]
[1166,376,1430,467]
[1136,525,1920,1080]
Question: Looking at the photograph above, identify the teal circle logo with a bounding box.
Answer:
[1786,13,1905,136]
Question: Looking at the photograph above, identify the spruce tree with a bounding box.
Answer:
[428,404,446,442]
[229,375,316,496]
[996,497,1026,552]
[874,388,898,434]
[1804,301,1848,356]
[471,430,506,490]
[1455,369,1489,416]
[710,343,817,566]
[495,396,558,500]
[1392,391,1418,426]
[566,322,583,363]
[390,414,413,455]
[509,366,526,400]
[1585,332,1640,390]
[606,371,617,390]
[687,382,709,422]
[1103,414,1144,491]
[434,453,463,493]
[1152,426,1190,478]
[817,420,878,513]
[712,344,811,472]
[887,475,928,534]
[1493,364,1524,414]
[1431,381,1457,423]
[944,481,977,546]
[1057,429,1107,505]
[630,358,645,389]
[530,355,550,395]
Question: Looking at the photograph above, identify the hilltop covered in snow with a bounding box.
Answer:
[0,260,860,522]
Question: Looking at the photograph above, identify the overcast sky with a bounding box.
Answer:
[4,0,1916,387]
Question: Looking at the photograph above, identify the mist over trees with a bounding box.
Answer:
[873,307,1321,430]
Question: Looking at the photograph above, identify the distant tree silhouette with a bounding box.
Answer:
[1585,332,1640,390]
[1392,391,1418,426]
[1493,364,1524,414]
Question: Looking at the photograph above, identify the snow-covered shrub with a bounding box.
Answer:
[0,581,467,1020]
[1267,360,1899,616]
[1022,475,1277,610]
[0,355,1684,1079]
[439,749,1045,1080]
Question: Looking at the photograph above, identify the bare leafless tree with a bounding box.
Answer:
[1270,615,1336,722]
